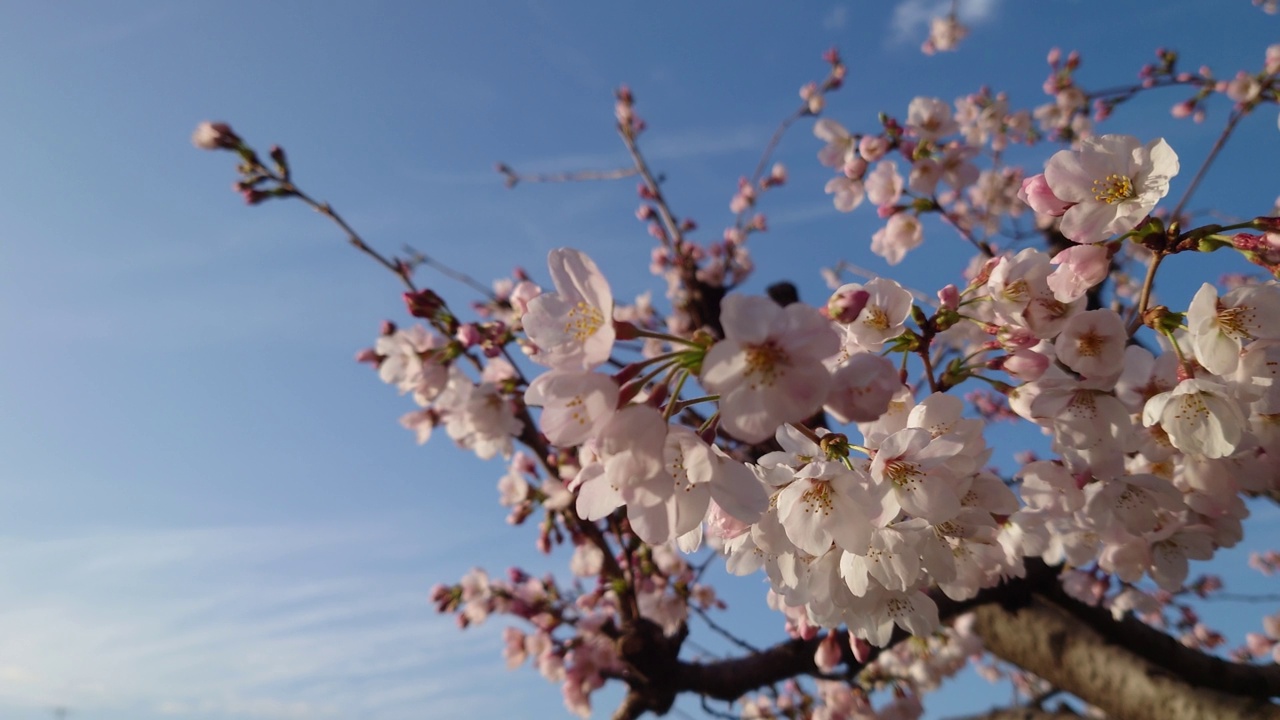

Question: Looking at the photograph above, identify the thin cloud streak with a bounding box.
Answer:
[0,524,515,720]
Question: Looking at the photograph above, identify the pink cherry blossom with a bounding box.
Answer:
[523,248,616,370]
[524,370,619,447]
[1043,134,1179,244]
[1187,282,1280,376]
[1142,378,1247,459]
[1018,174,1071,216]
[871,213,924,266]
[906,97,959,140]
[1047,244,1110,302]
[1054,309,1127,380]
[701,295,839,443]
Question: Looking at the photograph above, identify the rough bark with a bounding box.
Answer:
[972,594,1280,720]
[609,559,1280,719]
[949,710,1082,720]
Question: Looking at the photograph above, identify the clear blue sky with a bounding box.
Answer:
[1,1,1279,719]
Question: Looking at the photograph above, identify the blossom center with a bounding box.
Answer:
[800,481,834,516]
[745,341,790,388]
[1216,304,1253,339]
[883,458,922,489]
[1075,329,1105,357]
[565,301,605,341]
[864,306,890,331]
[1091,173,1135,205]
[1001,279,1030,305]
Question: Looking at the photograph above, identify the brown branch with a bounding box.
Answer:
[947,709,1083,720]
[1041,584,1280,700]
[612,559,1280,719]
[671,561,1058,703]
[1170,108,1246,221]
[973,587,1280,720]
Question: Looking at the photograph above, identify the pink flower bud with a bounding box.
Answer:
[849,635,872,663]
[191,121,242,150]
[455,323,481,347]
[842,157,868,180]
[1018,174,1071,216]
[404,289,445,319]
[1001,350,1050,382]
[937,284,960,310]
[814,632,842,673]
[1264,614,1280,640]
[857,135,889,162]
[827,285,870,323]
[1247,632,1275,657]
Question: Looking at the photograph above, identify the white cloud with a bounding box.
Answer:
[0,524,536,720]
[823,5,850,30]
[889,0,1001,45]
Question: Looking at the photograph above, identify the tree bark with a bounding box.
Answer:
[972,594,1280,720]
[611,561,1280,718]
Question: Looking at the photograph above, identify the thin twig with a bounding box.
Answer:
[402,245,496,298]
[1171,108,1246,221]
[691,605,760,654]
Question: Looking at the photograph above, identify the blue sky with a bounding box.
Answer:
[2,1,1280,718]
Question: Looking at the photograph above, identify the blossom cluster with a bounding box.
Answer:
[196,17,1280,717]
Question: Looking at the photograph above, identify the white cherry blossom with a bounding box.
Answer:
[701,295,839,443]
[1142,378,1248,459]
[523,248,616,370]
[1043,134,1179,244]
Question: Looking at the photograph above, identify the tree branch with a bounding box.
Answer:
[972,590,1280,720]
[947,709,1083,720]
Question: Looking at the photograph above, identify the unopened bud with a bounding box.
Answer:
[192,121,242,150]
[827,285,870,323]
[404,289,445,319]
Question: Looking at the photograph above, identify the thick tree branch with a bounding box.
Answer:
[972,593,1280,720]
[669,562,1057,703]
[948,709,1083,720]
[613,559,1280,719]
[1044,585,1280,699]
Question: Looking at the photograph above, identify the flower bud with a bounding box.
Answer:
[1018,174,1070,216]
[404,289,445,319]
[827,285,870,323]
[191,121,241,150]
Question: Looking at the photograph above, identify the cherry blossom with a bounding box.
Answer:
[701,294,840,443]
[1043,134,1179,244]
[1142,378,1248,459]
[1187,281,1280,376]
[523,248,616,370]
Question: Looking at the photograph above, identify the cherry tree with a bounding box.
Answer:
[195,5,1280,719]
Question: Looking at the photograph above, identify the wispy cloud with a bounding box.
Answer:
[823,5,850,31]
[508,122,771,176]
[889,0,1001,45]
[0,524,525,720]
[49,3,191,52]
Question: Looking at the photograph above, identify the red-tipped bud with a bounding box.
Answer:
[613,320,641,341]
[404,289,445,319]
[269,144,287,169]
